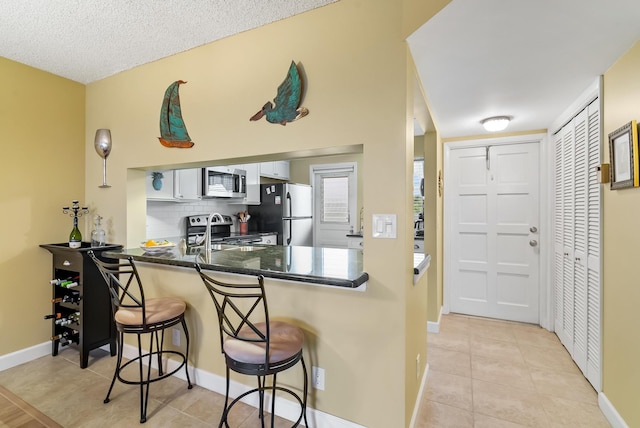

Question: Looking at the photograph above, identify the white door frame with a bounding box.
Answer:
[443,132,551,329]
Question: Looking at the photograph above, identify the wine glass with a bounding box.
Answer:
[94,129,112,188]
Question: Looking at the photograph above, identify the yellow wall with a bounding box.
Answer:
[0,57,85,355]
[81,1,448,425]
[602,41,640,428]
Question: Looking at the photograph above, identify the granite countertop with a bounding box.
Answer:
[104,244,368,289]
[413,253,431,284]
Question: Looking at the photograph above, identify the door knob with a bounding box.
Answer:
[530,226,538,233]
[529,240,538,247]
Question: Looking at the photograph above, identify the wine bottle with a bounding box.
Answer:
[50,276,75,285]
[44,312,62,320]
[55,312,80,326]
[52,292,81,304]
[69,215,82,248]
[51,330,79,341]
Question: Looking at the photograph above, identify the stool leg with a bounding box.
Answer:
[104,331,123,404]
[219,365,231,428]
[301,356,309,428]
[257,375,265,422]
[156,330,164,376]
[181,318,193,389]
[138,332,154,423]
[270,373,277,427]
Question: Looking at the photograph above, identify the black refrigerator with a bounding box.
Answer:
[249,183,313,246]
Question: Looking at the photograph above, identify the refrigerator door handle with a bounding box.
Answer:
[287,219,292,245]
[286,192,292,218]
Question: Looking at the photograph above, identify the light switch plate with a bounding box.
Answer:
[372,214,397,239]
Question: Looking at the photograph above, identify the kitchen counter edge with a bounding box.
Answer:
[103,247,369,289]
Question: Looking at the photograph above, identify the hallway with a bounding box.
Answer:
[415,313,610,427]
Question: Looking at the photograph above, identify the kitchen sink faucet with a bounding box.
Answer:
[205,212,225,254]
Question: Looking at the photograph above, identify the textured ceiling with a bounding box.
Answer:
[3,1,640,139]
[0,0,336,84]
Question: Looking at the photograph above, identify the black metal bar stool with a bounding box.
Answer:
[90,252,193,423]
[194,264,308,427]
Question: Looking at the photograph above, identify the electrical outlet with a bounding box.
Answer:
[172,328,180,346]
[416,354,421,379]
[311,366,325,390]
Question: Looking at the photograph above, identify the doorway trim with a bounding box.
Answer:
[443,132,551,329]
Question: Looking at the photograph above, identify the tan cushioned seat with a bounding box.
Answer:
[224,321,304,365]
[115,297,186,326]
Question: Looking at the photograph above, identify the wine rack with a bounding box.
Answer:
[40,242,122,368]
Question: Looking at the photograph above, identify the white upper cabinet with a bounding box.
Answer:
[146,170,175,200]
[174,168,202,201]
[146,168,201,201]
[259,160,289,180]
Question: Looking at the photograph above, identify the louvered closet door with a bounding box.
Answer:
[572,109,589,372]
[553,131,565,340]
[552,98,601,392]
[559,122,576,354]
[585,100,601,391]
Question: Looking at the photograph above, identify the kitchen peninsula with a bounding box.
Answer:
[105,244,368,289]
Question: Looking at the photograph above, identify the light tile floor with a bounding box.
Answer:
[414,313,611,428]
[0,346,292,427]
[0,314,611,427]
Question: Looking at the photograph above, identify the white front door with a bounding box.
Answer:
[447,141,540,323]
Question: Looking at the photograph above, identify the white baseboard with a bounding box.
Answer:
[599,392,629,428]
[409,362,429,428]
[119,344,366,428]
[0,341,50,372]
[427,307,442,333]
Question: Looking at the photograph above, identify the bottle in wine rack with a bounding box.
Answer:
[52,291,81,304]
[44,312,62,320]
[51,329,79,341]
[55,312,80,326]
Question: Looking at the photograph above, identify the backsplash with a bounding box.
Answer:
[146,200,245,239]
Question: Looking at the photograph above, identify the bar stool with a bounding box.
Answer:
[89,252,192,423]
[194,264,308,427]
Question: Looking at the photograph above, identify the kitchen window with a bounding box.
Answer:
[321,175,349,223]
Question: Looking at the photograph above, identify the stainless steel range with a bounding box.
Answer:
[185,214,233,247]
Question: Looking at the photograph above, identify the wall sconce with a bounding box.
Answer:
[94,129,112,188]
[481,116,511,132]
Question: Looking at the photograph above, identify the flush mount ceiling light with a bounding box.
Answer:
[481,116,511,132]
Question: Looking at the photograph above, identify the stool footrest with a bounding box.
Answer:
[116,350,188,386]
[223,385,306,426]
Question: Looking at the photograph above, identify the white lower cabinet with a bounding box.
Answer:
[347,236,363,249]
[260,234,278,245]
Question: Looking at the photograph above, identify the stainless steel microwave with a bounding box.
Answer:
[202,166,246,198]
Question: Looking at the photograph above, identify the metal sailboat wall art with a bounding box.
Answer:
[250,61,309,126]
[158,80,194,148]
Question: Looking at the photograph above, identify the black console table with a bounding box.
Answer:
[40,242,122,368]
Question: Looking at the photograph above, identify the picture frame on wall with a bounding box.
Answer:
[608,120,639,190]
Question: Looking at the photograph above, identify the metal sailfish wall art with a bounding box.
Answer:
[158,80,194,148]
[250,61,309,126]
